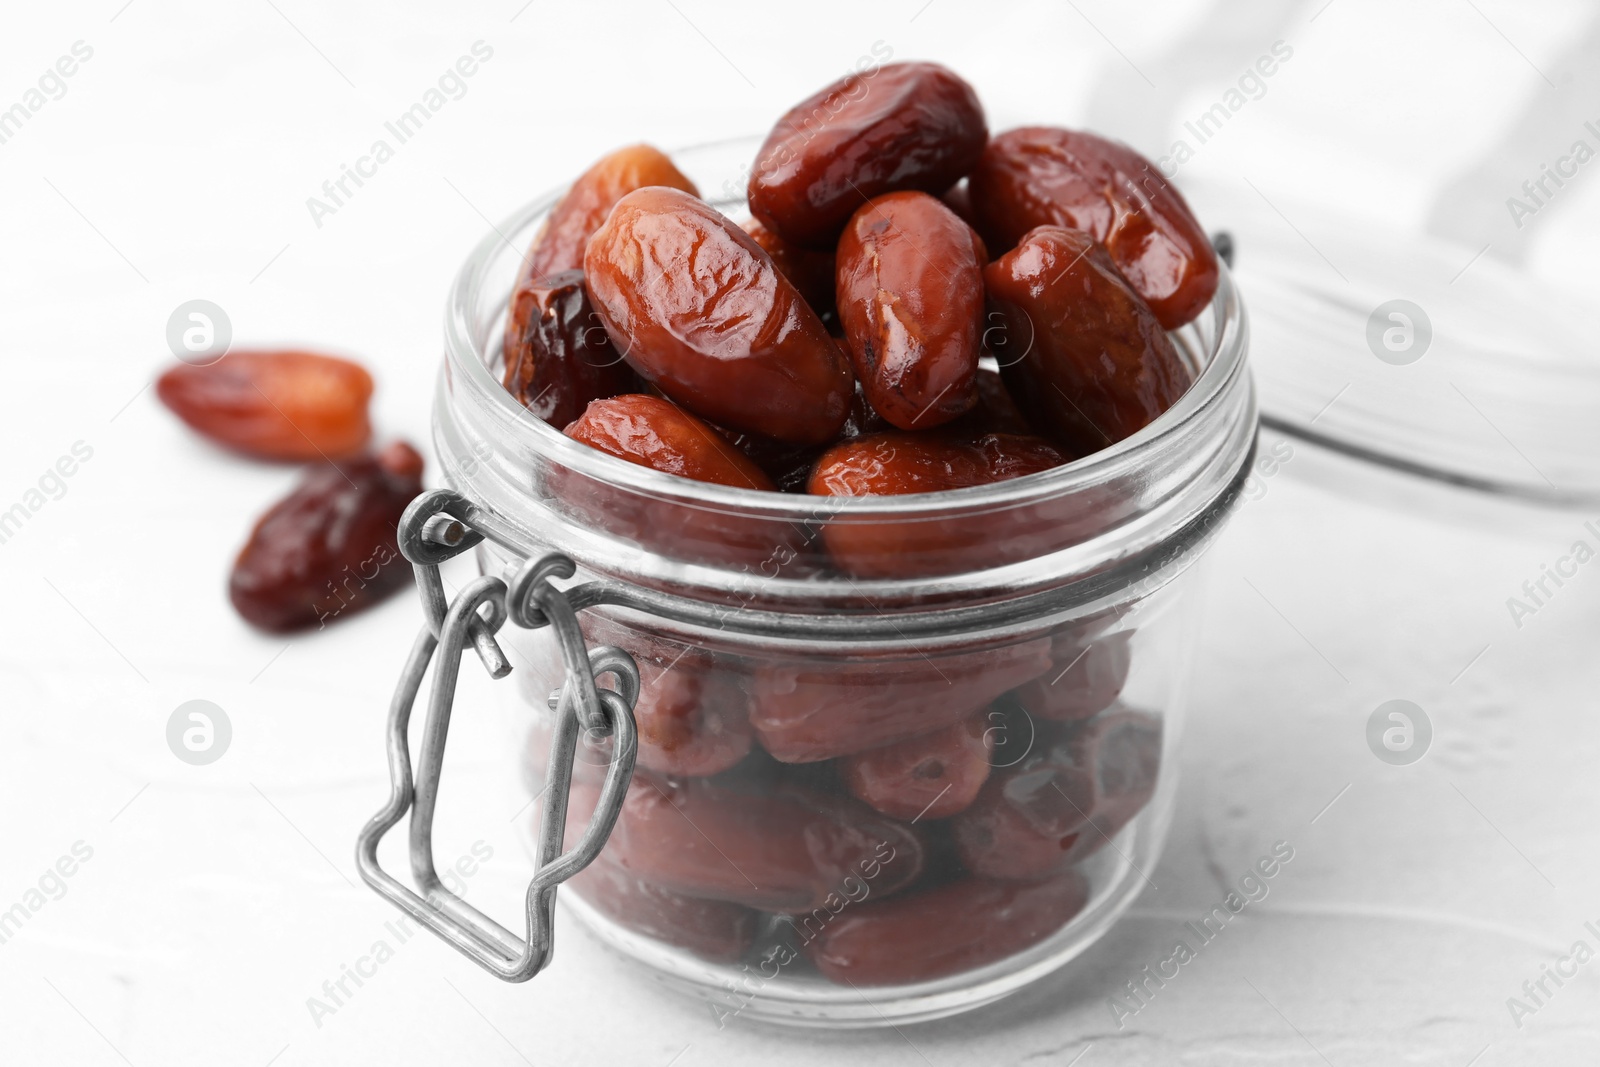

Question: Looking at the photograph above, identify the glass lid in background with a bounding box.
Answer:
[1186,177,1600,505]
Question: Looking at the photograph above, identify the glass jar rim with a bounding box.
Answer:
[438,136,1256,610]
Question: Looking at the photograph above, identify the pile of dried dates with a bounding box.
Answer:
[555,619,1160,988]
[504,61,1215,579]
[503,62,1201,986]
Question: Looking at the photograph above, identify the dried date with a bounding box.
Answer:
[954,709,1161,880]
[968,127,1218,328]
[807,429,1066,578]
[750,639,1050,763]
[802,872,1088,985]
[1008,632,1132,722]
[158,350,372,461]
[742,216,837,319]
[584,187,853,445]
[502,270,640,429]
[748,62,987,248]
[518,143,698,286]
[592,775,924,912]
[630,654,754,778]
[228,441,423,632]
[985,225,1190,455]
[565,394,775,490]
[839,712,993,820]
[570,857,757,963]
[835,191,984,430]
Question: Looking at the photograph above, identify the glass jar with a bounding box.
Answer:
[429,138,1255,1027]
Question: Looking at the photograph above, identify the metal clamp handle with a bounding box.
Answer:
[355,491,639,982]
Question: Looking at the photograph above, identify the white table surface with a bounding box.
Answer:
[3,2,1598,1064]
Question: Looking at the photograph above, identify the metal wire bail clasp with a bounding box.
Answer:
[355,490,639,982]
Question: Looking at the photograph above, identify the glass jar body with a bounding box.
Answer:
[488,545,1209,1027]
[434,137,1255,1026]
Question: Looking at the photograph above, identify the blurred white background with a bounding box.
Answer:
[1,1,1597,1064]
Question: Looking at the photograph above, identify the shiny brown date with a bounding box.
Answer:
[556,396,811,571]
[584,187,854,445]
[1062,709,1163,866]
[502,269,639,429]
[742,217,837,319]
[229,442,423,632]
[802,872,1088,985]
[157,350,372,461]
[565,394,774,490]
[570,857,756,963]
[748,62,987,248]
[954,709,1161,880]
[985,226,1191,455]
[630,653,753,777]
[809,430,1064,497]
[519,143,698,286]
[968,127,1218,328]
[1008,631,1132,722]
[807,429,1066,578]
[593,775,924,912]
[506,146,698,366]
[839,712,992,820]
[750,639,1050,763]
[835,191,984,430]
[951,727,1097,882]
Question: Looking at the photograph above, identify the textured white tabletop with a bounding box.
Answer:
[3,2,1598,1064]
